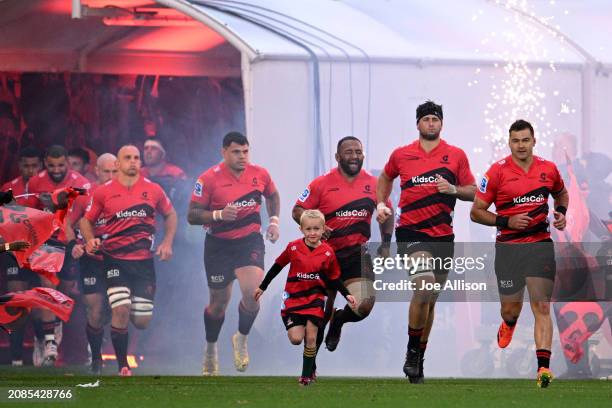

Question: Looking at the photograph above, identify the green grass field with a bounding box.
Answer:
[1,368,611,407]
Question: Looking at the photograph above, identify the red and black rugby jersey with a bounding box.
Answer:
[191,162,277,240]
[384,139,475,238]
[84,176,174,260]
[295,167,389,260]
[476,155,565,243]
[275,239,341,318]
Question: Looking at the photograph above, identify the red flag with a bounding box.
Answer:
[0,287,75,326]
[557,302,605,363]
[557,153,589,243]
[0,188,83,284]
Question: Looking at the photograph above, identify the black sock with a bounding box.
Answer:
[204,308,225,343]
[302,346,317,378]
[335,304,364,325]
[33,319,44,340]
[110,326,129,369]
[504,318,517,327]
[238,301,259,336]
[9,327,25,361]
[42,320,57,343]
[536,349,551,369]
[408,326,424,350]
[86,324,104,362]
[419,340,428,355]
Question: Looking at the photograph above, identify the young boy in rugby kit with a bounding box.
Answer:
[254,210,356,386]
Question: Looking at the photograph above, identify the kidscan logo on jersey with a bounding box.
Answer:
[513,194,545,205]
[297,272,320,280]
[336,209,370,218]
[412,175,437,184]
[230,198,257,208]
[116,209,147,219]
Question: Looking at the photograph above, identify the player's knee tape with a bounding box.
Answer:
[346,280,375,317]
[130,296,154,317]
[107,287,131,309]
[407,261,435,282]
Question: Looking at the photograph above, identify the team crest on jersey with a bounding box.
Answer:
[194,180,203,197]
[479,175,489,193]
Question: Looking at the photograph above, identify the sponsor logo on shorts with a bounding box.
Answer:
[116,209,147,219]
[210,274,224,283]
[479,175,489,193]
[194,181,203,197]
[297,272,320,280]
[500,280,514,289]
[512,194,545,205]
[107,269,120,278]
[84,277,97,286]
[7,267,18,276]
[298,188,310,202]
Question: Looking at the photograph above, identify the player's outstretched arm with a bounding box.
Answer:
[156,209,177,261]
[292,205,304,225]
[255,263,284,301]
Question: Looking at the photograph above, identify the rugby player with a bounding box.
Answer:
[67,153,118,374]
[254,210,356,386]
[188,131,280,375]
[0,146,42,366]
[81,145,177,376]
[27,145,91,366]
[377,101,476,383]
[292,136,394,360]
[470,119,569,388]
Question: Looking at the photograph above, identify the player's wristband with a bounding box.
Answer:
[495,216,509,229]
[555,206,567,216]
[377,202,389,211]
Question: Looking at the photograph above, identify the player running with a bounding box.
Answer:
[377,101,476,383]
[292,136,393,356]
[188,132,280,375]
[254,210,356,386]
[67,153,118,374]
[81,145,177,376]
[470,119,569,388]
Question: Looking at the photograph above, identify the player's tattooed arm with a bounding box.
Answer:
[187,201,214,225]
[455,183,477,201]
